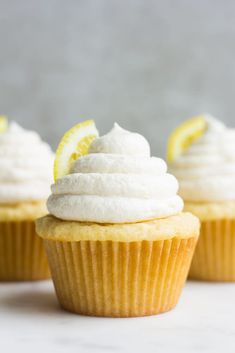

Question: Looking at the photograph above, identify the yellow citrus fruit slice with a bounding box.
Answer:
[167,115,207,162]
[0,116,8,133]
[54,119,99,181]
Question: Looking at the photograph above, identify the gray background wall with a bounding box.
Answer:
[0,0,235,156]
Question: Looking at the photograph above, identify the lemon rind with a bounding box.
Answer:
[54,119,98,181]
[167,115,207,162]
[0,116,8,133]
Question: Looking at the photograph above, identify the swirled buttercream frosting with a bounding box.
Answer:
[170,116,235,202]
[0,122,54,204]
[47,123,183,223]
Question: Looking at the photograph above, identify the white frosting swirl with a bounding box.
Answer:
[47,123,183,223]
[170,115,235,202]
[0,122,54,204]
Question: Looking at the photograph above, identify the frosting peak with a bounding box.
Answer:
[204,114,226,132]
[89,123,150,156]
[47,123,183,223]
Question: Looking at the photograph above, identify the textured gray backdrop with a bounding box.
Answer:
[0,0,235,156]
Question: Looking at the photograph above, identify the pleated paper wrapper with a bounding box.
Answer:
[44,237,197,317]
[0,221,50,281]
[189,219,235,281]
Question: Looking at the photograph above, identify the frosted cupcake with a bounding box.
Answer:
[168,114,235,281]
[0,117,54,281]
[36,120,199,317]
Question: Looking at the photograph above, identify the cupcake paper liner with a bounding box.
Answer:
[0,221,50,281]
[189,219,235,281]
[44,237,197,317]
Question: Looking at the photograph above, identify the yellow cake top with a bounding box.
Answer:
[0,201,48,222]
[184,200,235,221]
[36,212,200,242]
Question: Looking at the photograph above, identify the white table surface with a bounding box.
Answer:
[0,280,235,353]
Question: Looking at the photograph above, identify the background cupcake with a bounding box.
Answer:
[36,120,199,317]
[168,114,235,281]
[0,117,54,281]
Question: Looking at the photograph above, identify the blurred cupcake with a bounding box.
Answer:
[168,114,235,281]
[36,120,199,317]
[0,117,53,281]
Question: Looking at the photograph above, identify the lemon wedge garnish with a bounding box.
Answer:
[0,116,8,133]
[54,119,99,181]
[167,115,207,162]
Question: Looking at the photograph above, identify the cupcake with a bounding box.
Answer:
[36,120,199,317]
[168,114,235,281]
[0,117,54,281]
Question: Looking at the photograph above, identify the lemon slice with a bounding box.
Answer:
[54,119,99,181]
[0,116,8,133]
[167,115,207,162]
